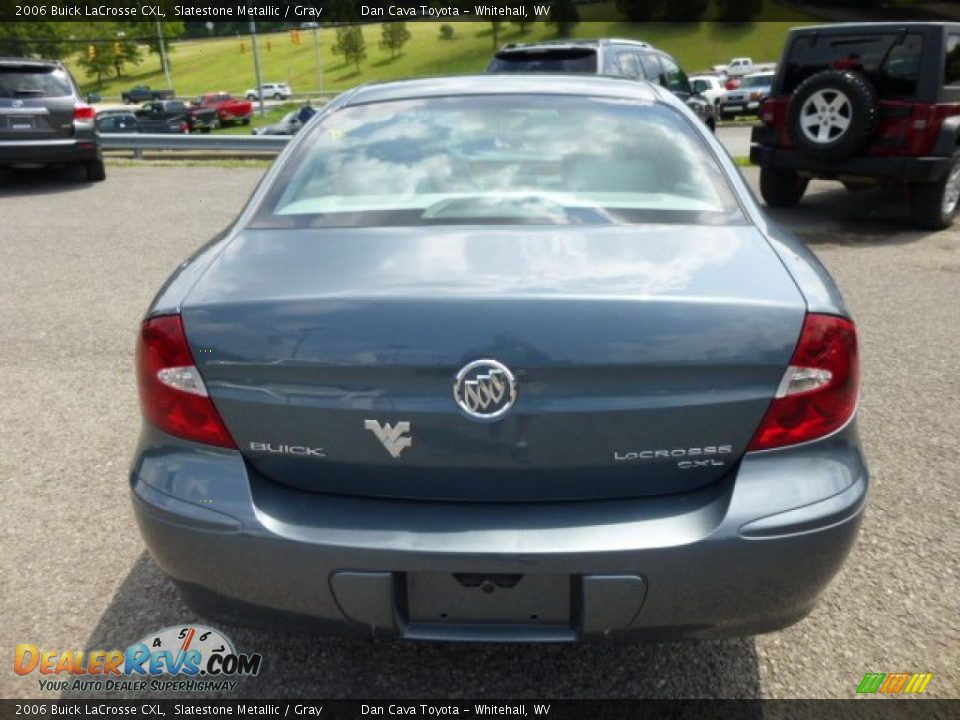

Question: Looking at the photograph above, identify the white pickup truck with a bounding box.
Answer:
[713,57,776,78]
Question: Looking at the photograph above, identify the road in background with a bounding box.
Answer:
[1,165,957,699]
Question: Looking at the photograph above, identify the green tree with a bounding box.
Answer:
[615,0,658,22]
[716,0,763,22]
[512,20,535,35]
[660,0,709,22]
[0,22,70,59]
[548,0,579,38]
[489,21,504,50]
[379,22,411,58]
[333,25,366,72]
[109,34,142,79]
[76,44,113,88]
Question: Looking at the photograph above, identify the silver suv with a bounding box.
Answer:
[245,82,292,101]
[0,58,104,181]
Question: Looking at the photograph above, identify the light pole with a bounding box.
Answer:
[249,20,266,118]
[311,25,324,95]
[156,21,172,90]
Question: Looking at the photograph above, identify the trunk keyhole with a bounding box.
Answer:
[480,580,496,594]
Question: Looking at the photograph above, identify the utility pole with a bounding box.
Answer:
[311,25,324,95]
[249,19,266,118]
[156,21,172,90]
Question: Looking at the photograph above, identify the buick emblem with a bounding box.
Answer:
[453,359,517,421]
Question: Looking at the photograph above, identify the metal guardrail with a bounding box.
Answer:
[99,133,291,153]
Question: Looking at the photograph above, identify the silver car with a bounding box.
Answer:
[131,75,868,642]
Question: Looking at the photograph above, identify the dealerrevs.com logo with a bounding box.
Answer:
[14,625,262,693]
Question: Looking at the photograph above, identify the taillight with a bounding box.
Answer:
[136,315,235,448]
[748,314,859,451]
[74,104,95,122]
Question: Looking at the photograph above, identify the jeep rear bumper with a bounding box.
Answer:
[750,143,953,183]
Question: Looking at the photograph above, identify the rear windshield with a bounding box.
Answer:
[0,67,73,99]
[487,49,598,74]
[782,32,924,97]
[252,95,743,228]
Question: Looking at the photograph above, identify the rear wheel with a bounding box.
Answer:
[84,159,106,182]
[910,151,960,230]
[241,117,251,126]
[759,167,808,208]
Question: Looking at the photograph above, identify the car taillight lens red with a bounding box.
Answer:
[74,104,95,121]
[748,313,859,451]
[136,315,235,448]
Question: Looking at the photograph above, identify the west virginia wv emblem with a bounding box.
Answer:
[453,359,518,421]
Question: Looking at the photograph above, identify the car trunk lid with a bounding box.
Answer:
[181,225,806,501]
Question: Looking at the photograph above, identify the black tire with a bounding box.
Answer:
[273,93,282,100]
[759,167,809,208]
[719,112,733,122]
[787,70,878,162]
[241,117,251,126]
[84,159,106,182]
[910,151,960,230]
[246,93,256,100]
[706,118,716,134]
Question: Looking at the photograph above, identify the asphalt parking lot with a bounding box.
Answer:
[1,162,957,700]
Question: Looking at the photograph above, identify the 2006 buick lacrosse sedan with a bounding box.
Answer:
[131,75,868,641]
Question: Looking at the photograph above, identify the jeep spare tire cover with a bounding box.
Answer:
[787,70,879,161]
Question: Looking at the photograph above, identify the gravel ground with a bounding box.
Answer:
[0,164,957,700]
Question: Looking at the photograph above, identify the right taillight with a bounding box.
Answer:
[136,315,236,448]
[748,313,859,451]
[74,104,95,122]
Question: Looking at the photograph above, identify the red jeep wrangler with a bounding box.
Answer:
[751,23,960,229]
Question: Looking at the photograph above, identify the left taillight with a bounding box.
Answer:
[74,104,95,122]
[748,313,859,452]
[136,315,236,448]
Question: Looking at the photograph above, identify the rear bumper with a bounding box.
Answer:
[719,100,762,116]
[0,137,100,165]
[750,134,953,182]
[131,424,869,642]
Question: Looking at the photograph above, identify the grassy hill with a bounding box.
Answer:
[67,3,817,98]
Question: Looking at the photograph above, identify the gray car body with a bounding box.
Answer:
[131,75,868,641]
[0,58,101,169]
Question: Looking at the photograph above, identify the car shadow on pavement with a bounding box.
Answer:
[64,552,762,699]
[0,166,98,196]
[765,183,940,245]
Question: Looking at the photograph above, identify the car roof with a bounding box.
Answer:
[791,21,960,35]
[497,38,652,52]
[0,57,61,68]
[343,74,663,106]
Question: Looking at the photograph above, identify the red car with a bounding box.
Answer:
[191,92,253,127]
